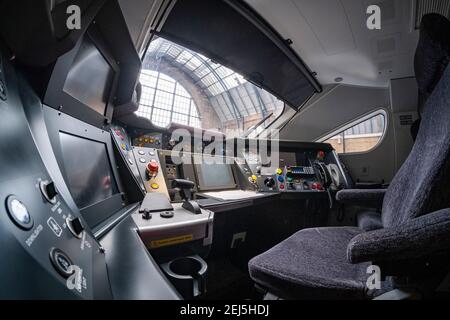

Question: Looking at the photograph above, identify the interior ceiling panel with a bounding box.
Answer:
[292,0,356,55]
[244,0,420,88]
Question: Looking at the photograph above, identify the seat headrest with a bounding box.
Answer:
[414,13,450,98]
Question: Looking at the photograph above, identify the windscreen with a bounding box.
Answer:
[59,132,118,209]
[63,35,114,115]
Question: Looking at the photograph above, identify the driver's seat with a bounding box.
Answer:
[248,24,450,300]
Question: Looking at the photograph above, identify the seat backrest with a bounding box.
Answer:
[382,63,450,227]
[411,14,450,141]
[415,13,450,100]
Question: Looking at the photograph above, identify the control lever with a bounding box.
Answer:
[315,161,334,209]
[172,179,201,215]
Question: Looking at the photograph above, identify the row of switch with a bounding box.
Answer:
[6,181,85,238]
[6,181,58,231]
[5,180,86,280]
[6,181,84,238]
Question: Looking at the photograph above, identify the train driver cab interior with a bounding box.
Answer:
[0,0,449,301]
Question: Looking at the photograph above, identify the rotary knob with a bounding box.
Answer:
[248,175,258,184]
[264,177,276,188]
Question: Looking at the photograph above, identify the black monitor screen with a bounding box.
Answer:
[196,159,236,191]
[63,36,114,116]
[59,132,118,209]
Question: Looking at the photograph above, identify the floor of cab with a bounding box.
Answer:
[201,257,261,300]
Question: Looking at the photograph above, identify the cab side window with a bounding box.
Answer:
[323,112,386,154]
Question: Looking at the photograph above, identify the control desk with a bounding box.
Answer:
[111,124,349,203]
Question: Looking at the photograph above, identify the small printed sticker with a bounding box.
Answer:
[47,217,63,238]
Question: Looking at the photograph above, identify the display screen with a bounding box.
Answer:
[279,152,311,167]
[59,132,118,209]
[196,160,236,191]
[279,152,297,167]
[63,36,114,116]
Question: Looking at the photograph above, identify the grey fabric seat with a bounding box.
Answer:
[350,13,450,231]
[412,13,450,141]
[249,14,450,299]
[356,211,383,231]
[249,228,369,299]
[249,65,450,300]
[335,189,385,231]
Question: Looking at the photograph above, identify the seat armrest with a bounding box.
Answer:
[347,208,450,264]
[336,189,386,207]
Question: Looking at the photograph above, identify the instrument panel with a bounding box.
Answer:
[133,133,164,149]
[249,150,337,193]
[112,124,347,199]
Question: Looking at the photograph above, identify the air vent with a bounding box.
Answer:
[372,34,400,57]
[398,114,414,126]
[415,0,450,29]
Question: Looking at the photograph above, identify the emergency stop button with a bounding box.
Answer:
[147,161,159,174]
[146,160,159,180]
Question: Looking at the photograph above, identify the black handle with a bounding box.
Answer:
[171,179,195,190]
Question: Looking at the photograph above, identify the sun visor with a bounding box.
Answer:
[157,0,321,109]
[0,0,106,67]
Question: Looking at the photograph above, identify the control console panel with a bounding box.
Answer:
[133,147,169,196]
[249,149,342,193]
[0,56,110,299]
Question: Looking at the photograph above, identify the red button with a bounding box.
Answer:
[317,151,325,159]
[279,184,285,190]
[147,161,159,173]
[312,182,323,191]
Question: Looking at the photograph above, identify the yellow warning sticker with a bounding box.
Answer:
[149,234,194,249]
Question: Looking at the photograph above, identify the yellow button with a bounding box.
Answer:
[276,168,283,175]
[120,143,126,150]
[151,183,159,190]
[250,175,257,183]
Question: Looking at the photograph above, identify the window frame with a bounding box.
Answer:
[140,37,292,136]
[317,109,388,155]
[136,70,202,128]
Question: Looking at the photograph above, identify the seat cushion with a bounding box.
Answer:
[357,211,383,231]
[248,227,371,299]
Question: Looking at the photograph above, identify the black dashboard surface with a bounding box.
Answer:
[100,215,181,300]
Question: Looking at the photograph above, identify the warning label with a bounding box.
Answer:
[149,234,194,249]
